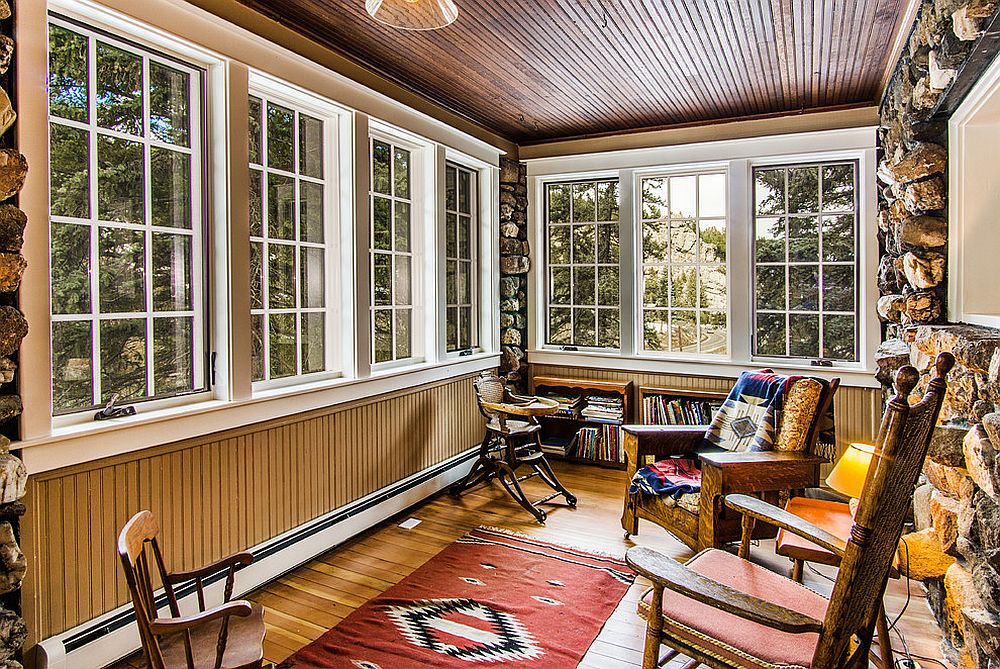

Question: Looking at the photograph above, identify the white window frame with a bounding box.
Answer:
[47,13,212,424]
[443,161,480,354]
[526,129,880,387]
[247,73,348,391]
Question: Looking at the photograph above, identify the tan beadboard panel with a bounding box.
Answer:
[528,362,883,458]
[20,372,484,645]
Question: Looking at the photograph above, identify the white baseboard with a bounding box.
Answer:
[35,447,477,669]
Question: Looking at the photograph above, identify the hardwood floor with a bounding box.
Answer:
[110,460,947,668]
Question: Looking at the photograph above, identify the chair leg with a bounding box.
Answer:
[496,460,547,523]
[875,602,894,669]
[622,497,639,538]
[532,440,577,506]
[450,432,497,496]
[791,559,804,583]
[642,585,666,669]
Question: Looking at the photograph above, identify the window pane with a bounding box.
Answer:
[755,266,785,311]
[670,267,697,308]
[300,247,324,309]
[788,216,819,262]
[700,266,726,309]
[642,178,668,219]
[298,114,323,178]
[372,140,391,195]
[459,306,472,348]
[393,147,410,199]
[755,217,785,263]
[395,202,411,252]
[598,309,619,348]
[572,224,595,263]
[446,259,457,304]
[267,173,294,240]
[395,310,411,359]
[249,168,263,237]
[446,212,458,258]
[153,316,192,394]
[373,253,391,306]
[643,220,668,263]
[756,313,786,356]
[445,167,457,211]
[99,227,146,313]
[149,62,190,146]
[373,310,392,363]
[822,165,854,213]
[755,169,785,215]
[97,136,144,224]
[48,25,89,122]
[458,169,470,214]
[788,265,819,311]
[822,215,855,262]
[266,102,294,171]
[100,318,147,402]
[822,265,854,312]
[250,241,263,309]
[670,219,697,263]
[572,183,596,222]
[699,219,726,263]
[446,307,458,350]
[643,310,668,351]
[823,315,855,360]
[457,214,470,259]
[672,310,697,352]
[550,267,570,305]
[300,181,324,243]
[372,196,391,250]
[702,310,727,355]
[51,222,91,314]
[52,321,93,413]
[250,313,264,382]
[151,232,191,311]
[301,312,325,374]
[248,96,262,165]
[548,185,569,223]
[394,255,411,306]
[549,307,571,345]
[597,181,618,221]
[150,147,191,229]
[598,266,619,306]
[267,243,295,309]
[787,167,820,214]
[670,176,696,218]
[597,224,619,263]
[643,267,668,307]
[789,314,819,357]
[96,42,143,135]
[699,173,726,218]
[572,266,595,305]
[49,124,91,218]
[549,225,570,264]
[268,313,296,378]
[573,308,596,346]
[459,262,472,305]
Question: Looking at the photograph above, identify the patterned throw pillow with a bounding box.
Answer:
[775,378,823,452]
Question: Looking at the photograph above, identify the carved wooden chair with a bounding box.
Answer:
[449,371,576,522]
[626,353,954,669]
[117,510,266,669]
[622,375,840,551]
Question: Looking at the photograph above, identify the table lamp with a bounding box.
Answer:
[825,442,875,515]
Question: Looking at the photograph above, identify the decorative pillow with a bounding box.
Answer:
[775,378,823,452]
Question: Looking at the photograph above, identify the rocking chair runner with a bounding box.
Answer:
[626,353,954,669]
[117,511,266,669]
[449,371,576,523]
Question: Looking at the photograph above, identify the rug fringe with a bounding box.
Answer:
[475,525,626,561]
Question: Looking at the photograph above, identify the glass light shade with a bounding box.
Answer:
[825,442,875,499]
[365,0,458,30]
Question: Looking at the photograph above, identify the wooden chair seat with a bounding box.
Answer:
[637,549,828,669]
[159,603,266,669]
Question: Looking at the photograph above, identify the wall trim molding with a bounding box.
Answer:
[34,446,478,669]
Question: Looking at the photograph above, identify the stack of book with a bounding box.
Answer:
[542,392,583,418]
[540,435,573,456]
[573,424,624,464]
[580,394,624,423]
[643,396,722,426]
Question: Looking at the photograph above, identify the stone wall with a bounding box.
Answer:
[498,158,529,389]
[878,2,1000,667]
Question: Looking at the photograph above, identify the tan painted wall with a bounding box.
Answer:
[20,373,484,646]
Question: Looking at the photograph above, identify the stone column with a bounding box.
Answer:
[498,158,529,390]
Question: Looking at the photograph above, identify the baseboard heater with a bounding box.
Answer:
[37,446,478,669]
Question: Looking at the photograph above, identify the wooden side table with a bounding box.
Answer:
[777,496,898,669]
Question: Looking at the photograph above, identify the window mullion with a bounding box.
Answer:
[728,159,752,363]
[619,169,636,357]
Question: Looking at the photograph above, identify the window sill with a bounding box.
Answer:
[527,349,880,388]
[20,352,499,474]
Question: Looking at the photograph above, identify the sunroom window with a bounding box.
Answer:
[752,163,858,362]
[445,162,478,353]
[47,18,206,414]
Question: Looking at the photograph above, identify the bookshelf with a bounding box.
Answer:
[638,386,728,426]
[530,376,633,469]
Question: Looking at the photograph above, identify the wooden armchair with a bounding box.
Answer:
[117,511,266,669]
[626,354,953,669]
[622,376,839,551]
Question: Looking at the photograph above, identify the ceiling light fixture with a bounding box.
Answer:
[365,0,458,30]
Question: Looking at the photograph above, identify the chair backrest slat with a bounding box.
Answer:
[812,353,953,667]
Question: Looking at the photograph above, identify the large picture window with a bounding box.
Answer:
[640,172,727,355]
[371,137,414,364]
[445,163,477,352]
[545,180,620,349]
[753,163,858,361]
[48,18,205,414]
[248,92,337,383]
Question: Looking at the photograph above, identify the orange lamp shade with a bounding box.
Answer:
[365,0,459,30]
[825,442,875,499]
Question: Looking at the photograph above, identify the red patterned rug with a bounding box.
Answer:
[278,526,635,668]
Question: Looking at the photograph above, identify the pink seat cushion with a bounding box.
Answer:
[638,549,828,669]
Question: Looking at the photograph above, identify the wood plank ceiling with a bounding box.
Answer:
[237,0,909,143]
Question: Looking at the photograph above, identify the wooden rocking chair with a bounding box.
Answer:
[626,353,954,669]
[117,510,266,669]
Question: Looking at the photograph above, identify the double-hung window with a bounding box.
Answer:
[48,17,205,414]
[444,162,478,352]
[640,172,728,355]
[544,180,620,349]
[248,89,340,385]
[752,163,858,362]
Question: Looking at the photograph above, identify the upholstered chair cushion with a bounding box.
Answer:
[638,549,827,669]
[775,378,824,452]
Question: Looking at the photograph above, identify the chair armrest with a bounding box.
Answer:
[625,547,823,634]
[148,600,253,635]
[168,551,254,583]
[724,494,846,557]
[621,425,707,460]
[698,451,825,495]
